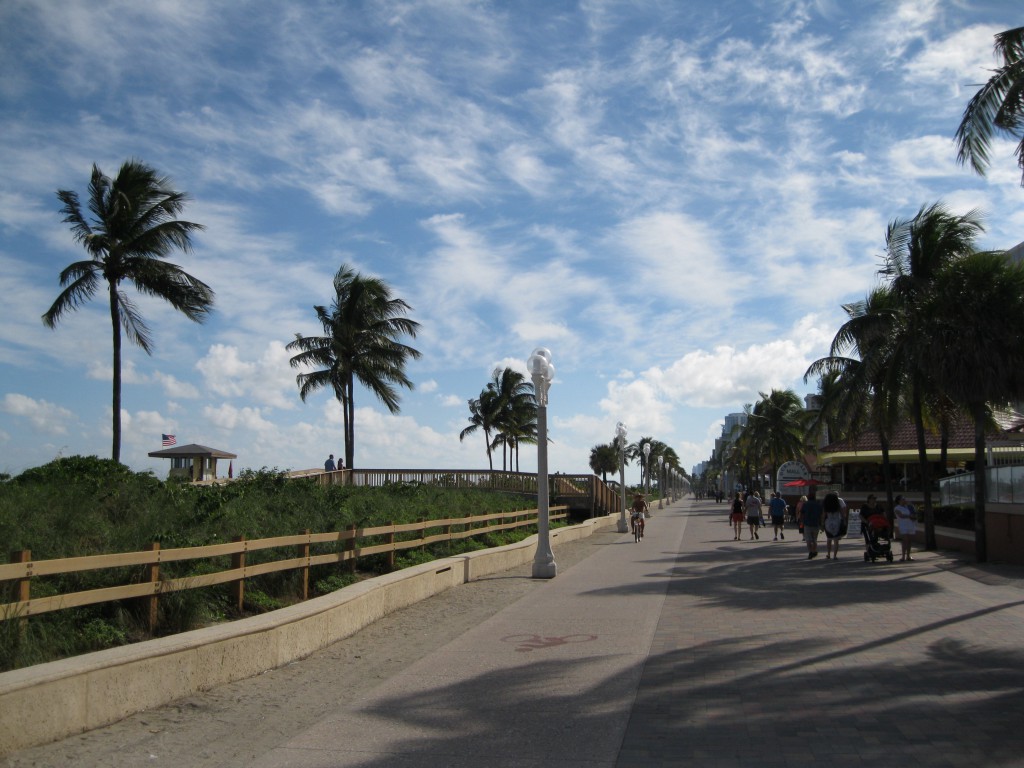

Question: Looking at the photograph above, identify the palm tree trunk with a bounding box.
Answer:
[972,402,988,563]
[911,385,936,550]
[484,429,493,470]
[344,377,355,469]
[881,436,894,516]
[109,285,122,464]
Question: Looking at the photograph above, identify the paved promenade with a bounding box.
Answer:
[252,496,1024,767]
[7,497,1024,767]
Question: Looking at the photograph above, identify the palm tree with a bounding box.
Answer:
[921,250,1024,562]
[460,394,498,470]
[627,437,669,492]
[488,367,536,471]
[955,26,1024,185]
[882,202,985,548]
[589,443,619,482]
[460,367,538,471]
[744,389,811,490]
[806,288,907,511]
[287,264,421,469]
[42,159,214,463]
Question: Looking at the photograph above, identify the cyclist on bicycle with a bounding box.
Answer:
[630,493,648,539]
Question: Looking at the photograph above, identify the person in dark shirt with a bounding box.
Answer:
[797,490,824,560]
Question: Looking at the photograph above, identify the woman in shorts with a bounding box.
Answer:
[822,491,846,559]
[730,492,744,540]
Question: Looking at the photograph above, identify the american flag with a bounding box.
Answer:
[162,434,177,447]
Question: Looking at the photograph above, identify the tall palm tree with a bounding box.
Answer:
[743,389,811,490]
[460,391,499,470]
[882,202,985,548]
[955,26,1024,185]
[487,367,536,471]
[42,159,214,463]
[806,287,907,511]
[627,437,669,492]
[287,264,421,469]
[921,250,1024,562]
[589,443,619,482]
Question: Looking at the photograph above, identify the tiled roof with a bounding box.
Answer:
[820,414,1023,454]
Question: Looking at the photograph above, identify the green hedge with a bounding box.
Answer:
[0,456,545,671]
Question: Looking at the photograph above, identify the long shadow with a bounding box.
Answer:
[580,538,944,611]
[315,618,1024,767]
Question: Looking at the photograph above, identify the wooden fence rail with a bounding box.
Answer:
[1,506,568,628]
[311,469,622,517]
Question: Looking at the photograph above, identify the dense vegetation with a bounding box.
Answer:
[0,456,544,671]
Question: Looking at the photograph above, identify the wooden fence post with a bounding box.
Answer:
[346,524,357,573]
[299,529,310,601]
[8,550,30,638]
[144,542,160,634]
[418,517,426,553]
[385,522,395,571]
[231,536,246,612]
[8,549,30,605]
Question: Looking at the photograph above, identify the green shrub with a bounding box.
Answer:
[244,589,283,613]
[79,618,127,650]
[313,573,358,595]
[0,456,548,670]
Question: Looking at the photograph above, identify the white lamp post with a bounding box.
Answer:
[642,442,651,503]
[528,347,557,579]
[658,456,665,509]
[615,422,628,533]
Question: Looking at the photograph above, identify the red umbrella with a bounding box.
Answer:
[782,478,820,487]
[228,461,233,479]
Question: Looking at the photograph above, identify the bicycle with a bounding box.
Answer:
[630,512,645,542]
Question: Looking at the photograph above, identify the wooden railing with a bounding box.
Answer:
[310,469,622,516]
[1,506,567,628]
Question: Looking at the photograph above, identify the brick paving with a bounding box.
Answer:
[256,497,1024,767]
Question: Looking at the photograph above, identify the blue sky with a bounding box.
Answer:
[1,0,1021,482]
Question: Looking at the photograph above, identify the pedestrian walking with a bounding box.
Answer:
[797,490,823,559]
[768,491,787,540]
[744,491,762,540]
[894,495,917,561]
[730,492,744,540]
[822,491,846,559]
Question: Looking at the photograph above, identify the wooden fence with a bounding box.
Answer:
[312,469,621,517]
[1,506,568,630]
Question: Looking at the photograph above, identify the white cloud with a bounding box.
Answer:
[202,403,276,432]
[887,135,964,180]
[195,341,296,410]
[1,393,75,434]
[152,371,200,399]
[904,24,1004,94]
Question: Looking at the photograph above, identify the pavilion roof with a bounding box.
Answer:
[147,443,237,459]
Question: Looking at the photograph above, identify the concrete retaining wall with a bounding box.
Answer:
[0,516,616,755]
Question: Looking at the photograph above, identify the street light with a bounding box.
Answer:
[528,347,557,579]
[642,442,651,501]
[615,422,628,533]
[658,456,665,509]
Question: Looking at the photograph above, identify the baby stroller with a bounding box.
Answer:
[862,513,894,562]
